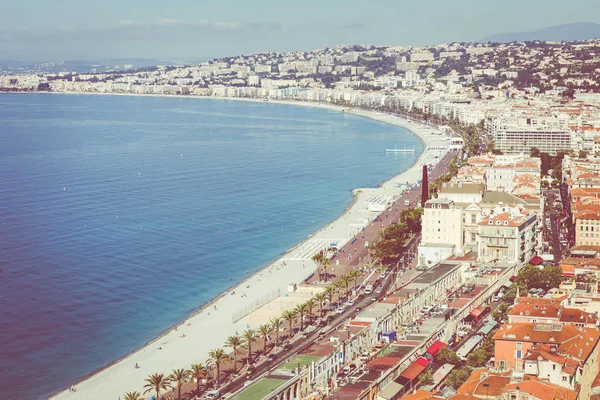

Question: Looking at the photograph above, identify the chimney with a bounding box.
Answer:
[422,165,429,207]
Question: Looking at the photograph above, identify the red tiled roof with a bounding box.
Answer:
[503,377,578,400]
[400,357,430,380]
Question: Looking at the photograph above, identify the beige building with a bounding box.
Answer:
[575,210,600,247]
[478,203,538,264]
[418,199,463,267]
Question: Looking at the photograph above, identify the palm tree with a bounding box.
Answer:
[270,317,284,346]
[189,363,208,397]
[349,269,362,290]
[123,392,143,400]
[320,255,331,282]
[242,328,256,365]
[168,368,190,400]
[225,335,243,370]
[208,348,228,385]
[143,373,171,400]
[314,292,327,317]
[304,298,316,319]
[324,286,336,308]
[294,302,309,331]
[282,309,296,337]
[340,274,352,297]
[311,252,325,281]
[258,324,272,354]
[333,279,345,303]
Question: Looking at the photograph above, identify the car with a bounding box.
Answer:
[246,366,255,377]
[370,296,377,302]
[266,354,276,362]
[355,307,361,313]
[337,306,346,314]
[206,390,221,400]
[283,344,292,351]
[347,299,355,305]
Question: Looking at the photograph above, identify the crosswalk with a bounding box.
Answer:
[288,238,345,260]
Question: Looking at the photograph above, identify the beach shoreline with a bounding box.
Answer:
[32,91,450,400]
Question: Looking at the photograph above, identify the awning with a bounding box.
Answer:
[470,307,483,318]
[510,275,518,282]
[330,243,338,248]
[529,255,543,266]
[426,340,447,357]
[399,357,430,380]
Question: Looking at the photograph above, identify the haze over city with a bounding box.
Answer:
[3,0,600,60]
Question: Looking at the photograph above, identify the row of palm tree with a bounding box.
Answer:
[124,267,365,399]
[124,362,210,400]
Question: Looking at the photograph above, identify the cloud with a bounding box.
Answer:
[156,18,181,26]
[119,20,142,27]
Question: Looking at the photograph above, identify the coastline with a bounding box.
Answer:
[33,92,451,400]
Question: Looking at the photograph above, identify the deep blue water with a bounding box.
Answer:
[0,94,422,399]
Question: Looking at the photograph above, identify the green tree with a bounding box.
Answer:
[436,347,461,365]
[530,147,541,158]
[207,348,228,385]
[225,335,242,370]
[143,373,171,400]
[349,268,362,289]
[242,328,257,365]
[492,303,509,322]
[258,323,273,354]
[466,348,489,367]
[270,317,284,346]
[314,292,327,317]
[446,366,473,389]
[281,310,296,337]
[578,150,589,158]
[418,367,434,386]
[542,264,564,290]
[189,363,208,397]
[123,392,143,400]
[294,302,310,331]
[168,368,190,400]
[340,274,352,297]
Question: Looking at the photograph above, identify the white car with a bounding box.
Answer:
[337,306,346,314]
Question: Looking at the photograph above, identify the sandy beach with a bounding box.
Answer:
[46,94,451,400]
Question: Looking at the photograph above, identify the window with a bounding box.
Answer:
[471,214,477,224]
[516,342,522,349]
[515,350,522,359]
[471,232,476,242]
[498,360,506,370]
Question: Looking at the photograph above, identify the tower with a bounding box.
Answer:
[421,165,429,208]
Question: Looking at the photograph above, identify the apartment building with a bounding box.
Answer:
[418,199,464,266]
[477,203,537,263]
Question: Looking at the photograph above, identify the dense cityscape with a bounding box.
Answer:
[6,38,600,400]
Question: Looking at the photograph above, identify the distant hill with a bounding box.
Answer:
[479,22,600,43]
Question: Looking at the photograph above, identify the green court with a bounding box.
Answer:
[278,354,322,371]
[234,378,288,400]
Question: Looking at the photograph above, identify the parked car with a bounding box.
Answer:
[266,354,276,362]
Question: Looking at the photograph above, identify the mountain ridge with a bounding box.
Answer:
[479,22,600,43]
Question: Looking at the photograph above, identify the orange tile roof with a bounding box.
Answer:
[508,303,560,319]
[560,308,598,325]
[517,296,565,305]
[575,210,600,220]
[457,368,511,397]
[503,377,579,400]
[401,390,437,400]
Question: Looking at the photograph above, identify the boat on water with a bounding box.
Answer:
[386,145,415,153]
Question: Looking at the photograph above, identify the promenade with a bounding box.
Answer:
[49,110,453,400]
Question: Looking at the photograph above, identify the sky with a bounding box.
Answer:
[2,0,600,61]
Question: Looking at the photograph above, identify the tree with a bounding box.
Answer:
[225,335,242,370]
[418,368,434,386]
[123,392,143,400]
[314,292,327,317]
[312,251,331,282]
[349,269,362,289]
[304,298,316,319]
[271,317,284,346]
[466,348,490,367]
[282,310,296,337]
[258,324,272,354]
[242,329,256,365]
[435,347,461,365]
[578,150,589,158]
[189,364,208,397]
[542,264,564,290]
[446,367,473,389]
[530,147,541,158]
[340,274,352,297]
[143,373,171,400]
[169,368,190,400]
[207,348,228,385]
[492,303,509,322]
[294,302,309,331]
[324,286,336,306]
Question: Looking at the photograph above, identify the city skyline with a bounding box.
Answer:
[3,0,600,61]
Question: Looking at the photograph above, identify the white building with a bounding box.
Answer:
[418,199,464,267]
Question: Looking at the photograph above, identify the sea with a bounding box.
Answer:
[0,93,422,399]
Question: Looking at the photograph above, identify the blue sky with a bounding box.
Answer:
[2,0,600,61]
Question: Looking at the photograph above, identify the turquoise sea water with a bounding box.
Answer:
[0,94,422,399]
